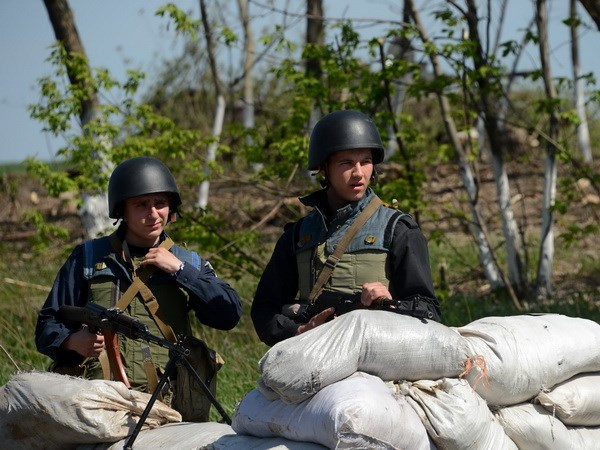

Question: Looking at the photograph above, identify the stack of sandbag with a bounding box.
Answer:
[233,372,434,449]
[247,310,600,449]
[257,309,471,403]
[494,372,600,448]
[456,314,600,405]
[0,371,181,449]
[397,378,516,449]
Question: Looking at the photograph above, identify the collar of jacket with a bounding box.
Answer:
[299,187,375,225]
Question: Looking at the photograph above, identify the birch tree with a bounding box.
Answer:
[197,0,226,209]
[462,0,526,294]
[570,0,593,163]
[42,0,113,238]
[535,0,560,297]
[406,0,517,303]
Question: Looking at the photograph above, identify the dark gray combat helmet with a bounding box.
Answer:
[307,110,385,170]
[108,156,181,219]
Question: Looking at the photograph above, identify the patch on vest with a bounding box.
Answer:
[298,234,312,247]
[95,262,107,270]
[364,235,377,245]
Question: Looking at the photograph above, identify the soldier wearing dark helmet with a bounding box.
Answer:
[36,157,242,409]
[251,110,441,346]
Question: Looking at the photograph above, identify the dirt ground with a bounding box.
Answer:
[1,155,599,300]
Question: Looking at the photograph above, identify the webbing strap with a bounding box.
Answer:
[308,195,383,304]
[110,234,179,392]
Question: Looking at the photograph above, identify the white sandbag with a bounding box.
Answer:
[535,372,600,426]
[259,310,471,403]
[0,371,181,449]
[457,314,600,405]
[233,372,434,450]
[398,378,516,450]
[78,422,327,449]
[494,402,600,450]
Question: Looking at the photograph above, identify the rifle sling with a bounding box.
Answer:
[308,195,383,305]
[102,233,179,390]
[109,233,178,344]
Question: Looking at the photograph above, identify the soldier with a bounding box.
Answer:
[252,110,441,346]
[35,156,242,410]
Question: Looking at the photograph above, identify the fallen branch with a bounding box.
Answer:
[4,277,49,292]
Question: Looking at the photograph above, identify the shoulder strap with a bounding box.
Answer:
[111,234,179,343]
[308,195,383,304]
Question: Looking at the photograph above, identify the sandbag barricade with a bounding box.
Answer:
[250,311,600,449]
[233,372,434,449]
[456,314,600,406]
[534,372,600,426]
[258,310,470,404]
[0,371,181,449]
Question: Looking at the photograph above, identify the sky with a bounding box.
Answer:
[1,0,598,164]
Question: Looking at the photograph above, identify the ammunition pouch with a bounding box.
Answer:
[170,335,223,422]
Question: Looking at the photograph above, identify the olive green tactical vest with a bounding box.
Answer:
[86,259,192,390]
[295,202,401,301]
[297,244,388,299]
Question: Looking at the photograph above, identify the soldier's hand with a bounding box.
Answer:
[296,307,335,336]
[141,247,182,274]
[62,327,105,357]
[361,282,392,307]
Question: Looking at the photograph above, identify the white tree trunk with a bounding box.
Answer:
[571,0,593,163]
[197,95,226,209]
[535,0,559,296]
[489,150,524,287]
[237,0,259,170]
[407,0,503,289]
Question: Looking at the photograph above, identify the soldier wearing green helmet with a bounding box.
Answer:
[252,110,441,346]
[36,156,242,417]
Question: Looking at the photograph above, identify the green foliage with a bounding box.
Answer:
[22,210,70,253]
[22,2,600,310]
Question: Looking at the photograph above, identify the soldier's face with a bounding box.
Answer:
[123,193,170,247]
[325,148,373,210]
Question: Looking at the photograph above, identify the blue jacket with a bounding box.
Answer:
[36,227,242,366]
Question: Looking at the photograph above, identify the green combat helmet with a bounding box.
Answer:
[307,110,385,170]
[108,156,181,219]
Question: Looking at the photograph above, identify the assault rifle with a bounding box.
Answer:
[296,291,435,323]
[58,303,231,449]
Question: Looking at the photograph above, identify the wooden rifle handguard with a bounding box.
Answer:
[103,328,130,388]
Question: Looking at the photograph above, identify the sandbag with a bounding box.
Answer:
[534,372,600,426]
[398,378,516,450]
[457,314,600,405]
[494,402,600,450]
[79,422,327,449]
[0,371,181,449]
[233,372,434,450]
[259,310,471,403]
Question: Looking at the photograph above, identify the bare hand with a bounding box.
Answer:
[62,328,105,357]
[141,247,182,274]
[296,307,336,336]
[361,282,392,307]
